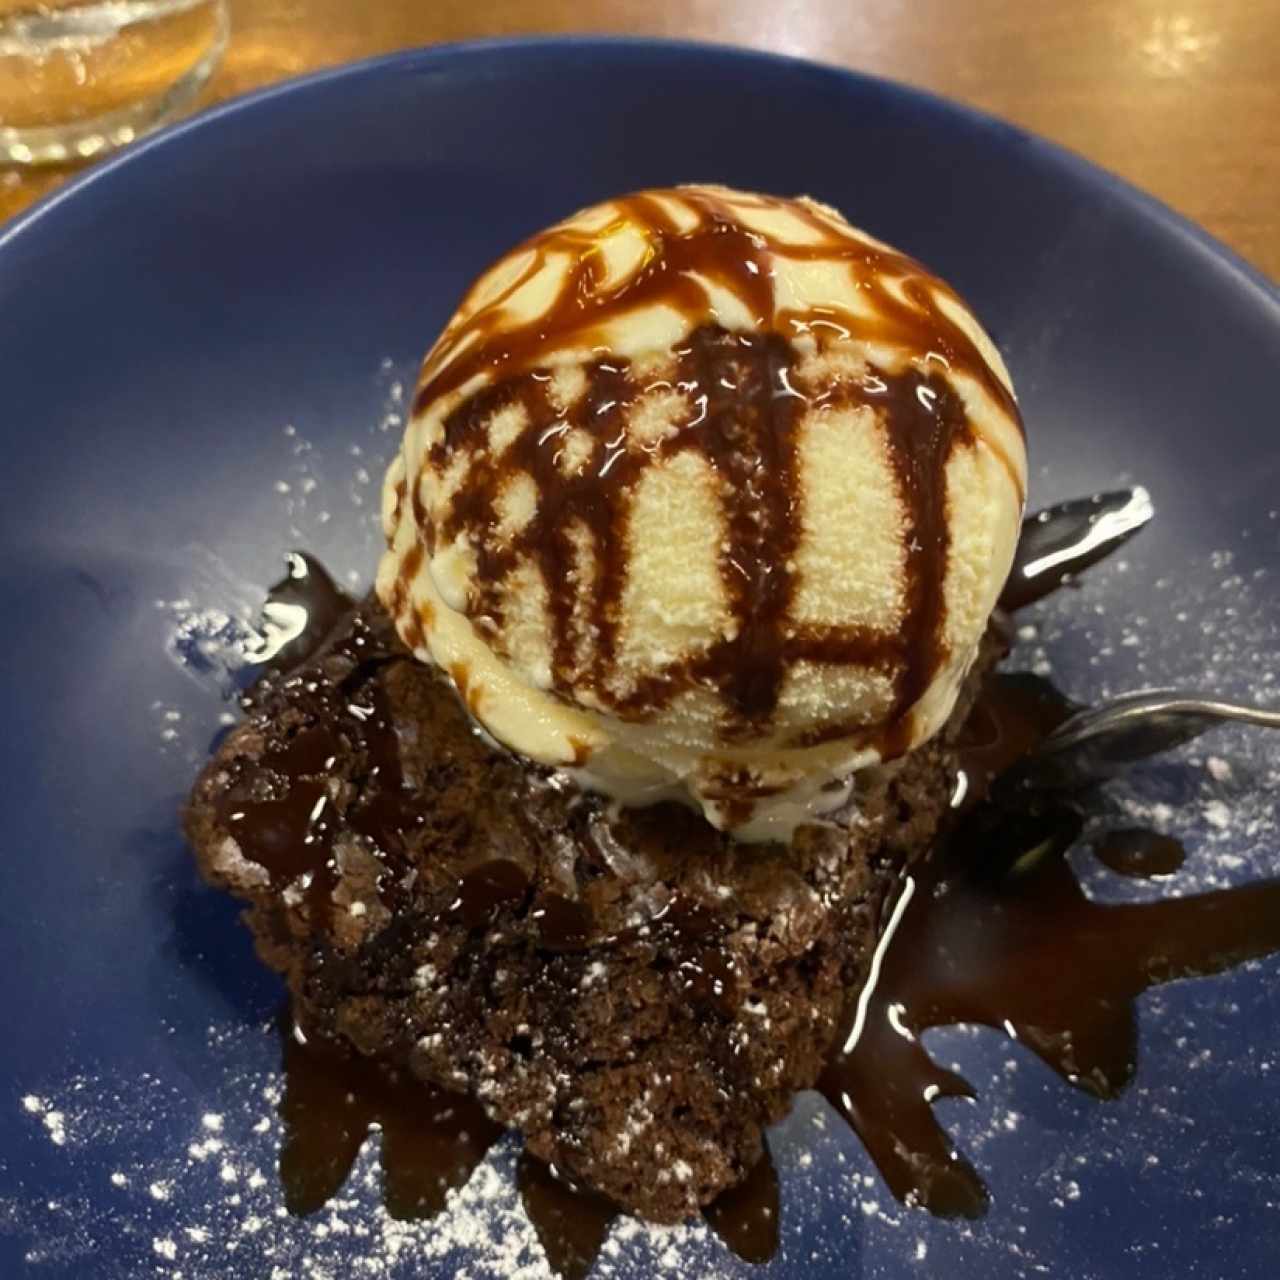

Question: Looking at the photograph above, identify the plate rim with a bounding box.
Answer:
[0,33,1276,312]
[1,33,1278,1280]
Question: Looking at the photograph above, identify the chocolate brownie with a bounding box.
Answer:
[185,591,996,1221]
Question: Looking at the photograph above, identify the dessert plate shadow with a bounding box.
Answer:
[1,36,1278,1280]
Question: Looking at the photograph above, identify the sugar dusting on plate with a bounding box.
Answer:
[4,1022,733,1278]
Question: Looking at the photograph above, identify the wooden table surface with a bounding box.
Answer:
[3,0,1277,281]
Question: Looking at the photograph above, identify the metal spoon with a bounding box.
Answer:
[1000,486,1154,611]
[1009,690,1280,791]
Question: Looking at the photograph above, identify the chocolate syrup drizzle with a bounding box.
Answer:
[216,559,422,932]
[278,1025,779,1277]
[818,680,1280,1219]
[514,1153,620,1280]
[514,1145,777,1280]
[226,529,1280,1273]
[397,188,1023,753]
[279,1020,502,1220]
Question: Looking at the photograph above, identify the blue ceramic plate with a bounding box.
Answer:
[1,37,1278,1280]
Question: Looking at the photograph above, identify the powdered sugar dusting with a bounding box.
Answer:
[4,1022,746,1278]
[152,358,410,757]
[1012,538,1280,898]
[269,360,404,557]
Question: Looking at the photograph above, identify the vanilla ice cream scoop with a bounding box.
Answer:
[377,185,1026,839]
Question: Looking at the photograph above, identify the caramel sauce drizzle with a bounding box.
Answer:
[398,188,1024,753]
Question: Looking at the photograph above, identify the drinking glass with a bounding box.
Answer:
[0,0,230,165]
